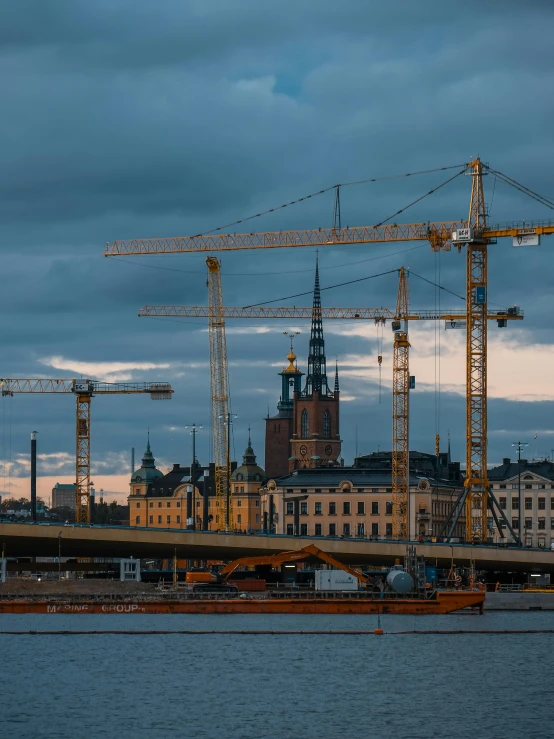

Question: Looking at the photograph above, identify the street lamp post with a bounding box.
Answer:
[185,424,202,531]
[58,532,62,580]
[512,441,528,547]
[219,413,237,531]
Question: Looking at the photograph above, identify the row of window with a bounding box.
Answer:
[285,500,394,516]
[141,515,182,525]
[495,483,554,490]
[507,518,553,530]
[499,497,554,510]
[285,487,393,495]
[285,522,393,537]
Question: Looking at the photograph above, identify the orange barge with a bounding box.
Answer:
[0,590,485,615]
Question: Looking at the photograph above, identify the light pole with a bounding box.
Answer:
[185,424,202,531]
[512,441,528,547]
[219,413,237,530]
[58,532,62,580]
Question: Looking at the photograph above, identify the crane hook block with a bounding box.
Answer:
[378,355,383,365]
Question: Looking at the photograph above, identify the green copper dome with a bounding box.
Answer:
[131,439,163,484]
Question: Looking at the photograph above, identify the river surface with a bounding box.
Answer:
[1,610,552,739]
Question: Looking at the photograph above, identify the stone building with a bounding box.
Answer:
[52,482,77,510]
[260,465,465,541]
[489,456,554,547]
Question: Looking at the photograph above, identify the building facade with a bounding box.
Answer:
[260,466,465,541]
[52,483,76,510]
[229,436,265,532]
[489,457,554,547]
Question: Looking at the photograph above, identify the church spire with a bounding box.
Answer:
[334,360,340,393]
[304,252,329,396]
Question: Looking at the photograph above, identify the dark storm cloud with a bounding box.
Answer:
[0,1,553,482]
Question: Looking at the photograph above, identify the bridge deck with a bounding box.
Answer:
[1,522,553,572]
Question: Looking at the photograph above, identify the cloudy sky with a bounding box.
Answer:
[1,1,554,503]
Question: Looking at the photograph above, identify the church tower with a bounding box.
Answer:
[264,339,303,479]
[290,256,342,469]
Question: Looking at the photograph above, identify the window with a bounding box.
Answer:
[386,501,393,515]
[323,410,331,439]
[512,498,519,509]
[343,501,351,515]
[499,497,507,510]
[386,488,392,493]
[538,518,546,530]
[158,515,162,524]
[237,514,242,524]
[176,501,181,508]
[301,409,309,438]
[371,502,379,515]
[149,516,153,524]
[539,484,546,490]
[499,484,507,489]
[512,517,519,530]
[386,523,393,537]
[255,500,260,507]
[372,488,379,493]
[371,523,379,536]
[343,523,351,537]
[300,489,307,494]
[158,502,162,508]
[136,502,140,508]
[525,518,532,530]
[357,523,365,536]
[256,514,260,523]
[286,502,294,515]
[135,488,140,495]
[523,475,533,480]
[135,516,140,524]
[357,488,365,493]
[315,488,322,493]
[551,519,554,530]
[287,524,294,535]
[357,501,365,515]
[166,501,170,508]
[237,500,242,507]
[176,515,180,524]
[300,502,308,515]
[524,484,532,490]
[538,498,546,510]
[315,502,322,515]
[329,502,336,515]
[196,502,200,508]
[328,523,336,536]
[512,484,518,489]
[315,523,322,536]
[525,498,532,509]
[166,515,170,524]
[551,498,554,510]
[300,523,308,536]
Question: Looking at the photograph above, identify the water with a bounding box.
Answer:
[1,611,553,739]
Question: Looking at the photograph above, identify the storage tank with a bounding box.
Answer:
[386,567,414,594]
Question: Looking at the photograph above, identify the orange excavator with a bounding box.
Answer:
[185,544,370,591]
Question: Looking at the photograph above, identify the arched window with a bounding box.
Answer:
[323,410,331,439]
[301,409,309,438]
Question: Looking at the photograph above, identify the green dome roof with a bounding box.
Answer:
[231,433,265,482]
[131,440,163,484]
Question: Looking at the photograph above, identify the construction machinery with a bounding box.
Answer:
[0,379,173,523]
[106,157,554,542]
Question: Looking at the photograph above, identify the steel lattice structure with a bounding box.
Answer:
[392,268,410,540]
[0,379,173,523]
[206,258,233,530]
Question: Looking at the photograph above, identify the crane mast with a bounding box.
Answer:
[392,268,410,539]
[465,159,489,541]
[206,257,232,530]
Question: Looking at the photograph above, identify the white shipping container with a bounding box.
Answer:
[314,569,358,591]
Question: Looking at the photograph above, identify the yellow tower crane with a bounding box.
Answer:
[106,157,554,542]
[206,257,233,530]
[0,378,173,523]
[138,280,522,540]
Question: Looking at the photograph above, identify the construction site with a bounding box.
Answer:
[1,157,554,613]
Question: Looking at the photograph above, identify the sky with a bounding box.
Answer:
[1,0,554,504]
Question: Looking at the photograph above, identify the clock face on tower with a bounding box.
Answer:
[300,444,307,456]
[325,444,333,457]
